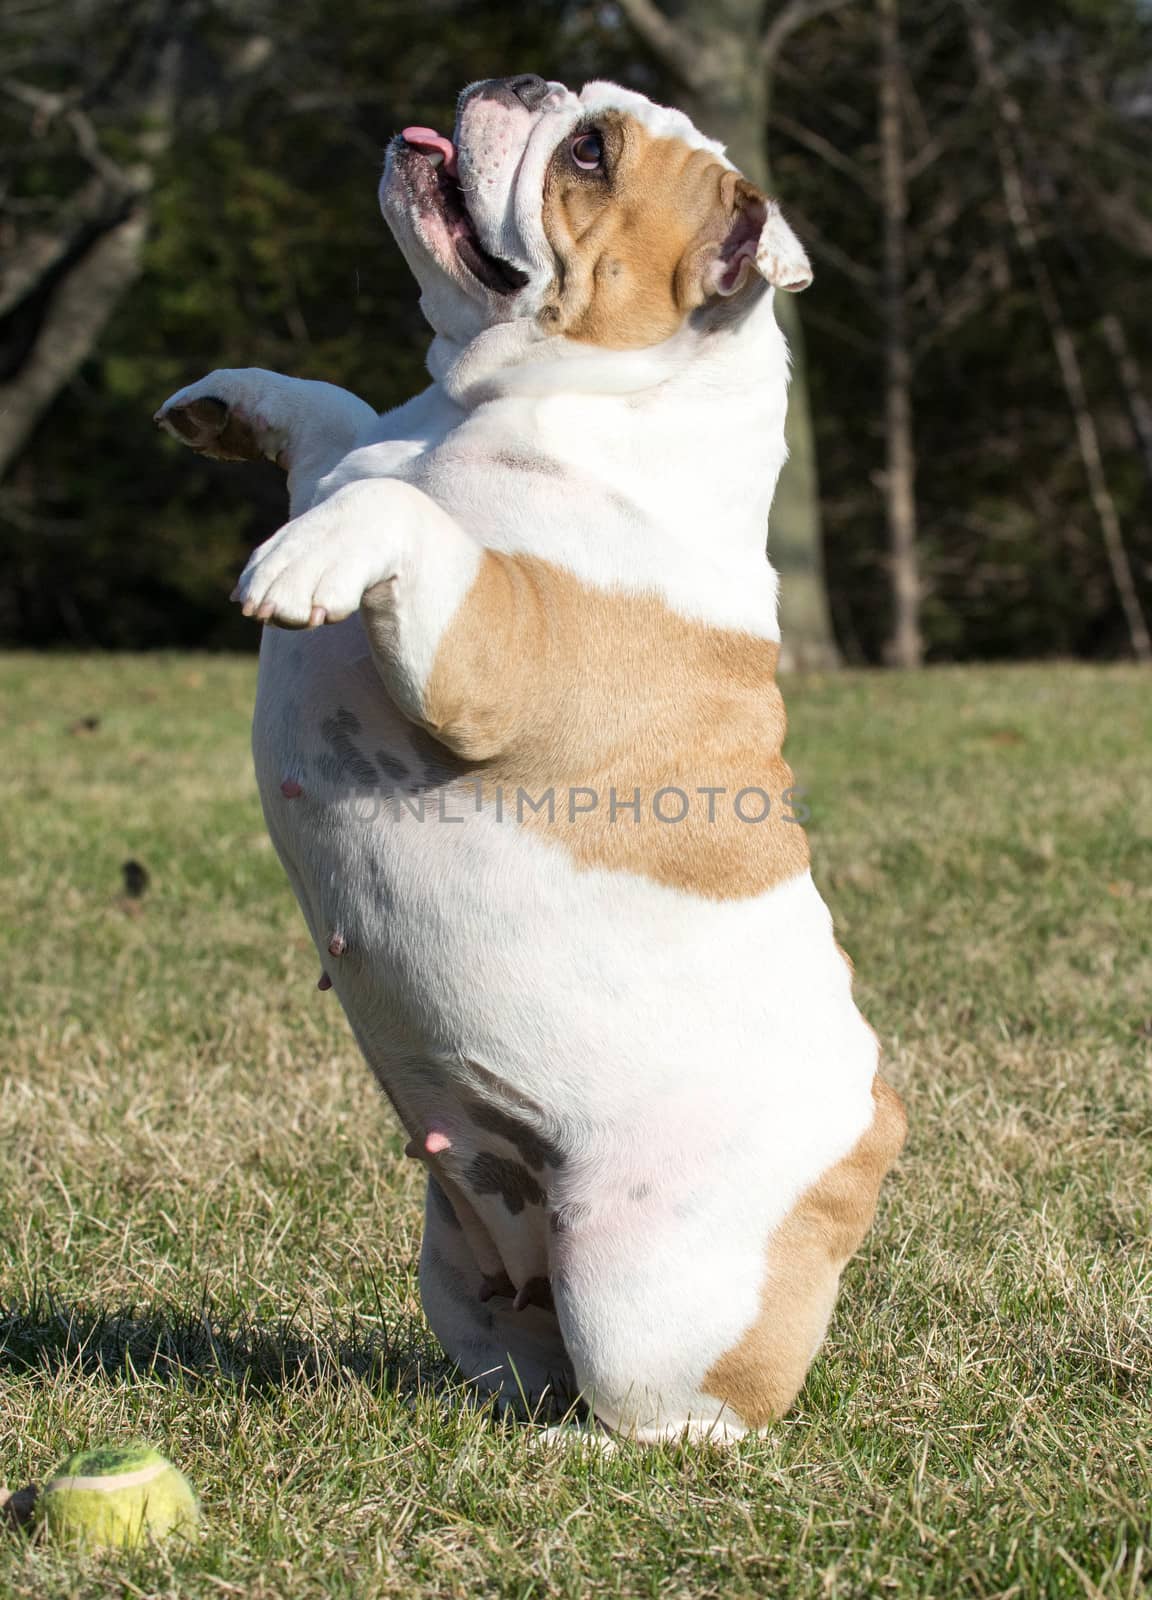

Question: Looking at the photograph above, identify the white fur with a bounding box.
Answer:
[159,77,878,1443]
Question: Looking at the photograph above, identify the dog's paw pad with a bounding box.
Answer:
[155,397,265,462]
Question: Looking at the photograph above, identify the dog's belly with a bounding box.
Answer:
[253,619,879,1282]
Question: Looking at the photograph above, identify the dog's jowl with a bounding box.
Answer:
[157,75,906,1443]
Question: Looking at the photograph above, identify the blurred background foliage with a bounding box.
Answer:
[1,0,1150,660]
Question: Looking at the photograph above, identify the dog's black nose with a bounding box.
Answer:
[506,75,550,111]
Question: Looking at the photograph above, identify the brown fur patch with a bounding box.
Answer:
[362,552,809,901]
[702,1075,907,1428]
[539,112,760,349]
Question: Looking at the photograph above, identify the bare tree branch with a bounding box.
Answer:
[966,0,1151,662]
[1099,311,1152,496]
[1085,187,1152,261]
[780,202,882,290]
[3,77,139,187]
[761,0,859,75]
[770,109,877,193]
[774,58,869,131]
[614,0,706,90]
[0,32,182,482]
[1,75,72,117]
[910,254,1000,354]
[801,306,884,356]
[0,174,115,318]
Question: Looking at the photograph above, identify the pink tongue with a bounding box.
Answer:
[402,127,458,177]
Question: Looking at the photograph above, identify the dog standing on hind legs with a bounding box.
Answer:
[157,74,907,1444]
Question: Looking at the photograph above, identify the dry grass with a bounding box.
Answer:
[1,654,1149,1598]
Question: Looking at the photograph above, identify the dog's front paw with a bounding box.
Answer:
[154,370,278,463]
[232,486,400,629]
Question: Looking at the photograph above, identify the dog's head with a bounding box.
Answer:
[381,76,811,350]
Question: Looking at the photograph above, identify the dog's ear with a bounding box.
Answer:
[704,177,812,299]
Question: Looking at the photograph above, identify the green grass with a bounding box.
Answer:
[1,655,1149,1599]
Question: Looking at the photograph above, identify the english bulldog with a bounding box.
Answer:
[156,74,906,1443]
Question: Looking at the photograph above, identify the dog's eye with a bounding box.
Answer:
[571,131,604,171]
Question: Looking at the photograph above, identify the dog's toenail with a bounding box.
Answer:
[317,971,332,990]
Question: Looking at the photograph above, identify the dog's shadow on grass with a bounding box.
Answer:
[0,1287,450,1406]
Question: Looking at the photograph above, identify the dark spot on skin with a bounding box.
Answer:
[427,1175,462,1231]
[628,1182,652,1203]
[376,749,410,783]
[467,1102,566,1171]
[466,1153,546,1215]
[315,753,360,791]
[486,449,565,478]
[408,726,466,788]
[335,707,363,734]
[320,707,380,789]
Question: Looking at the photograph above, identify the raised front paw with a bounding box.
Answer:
[154,369,282,463]
[232,484,400,629]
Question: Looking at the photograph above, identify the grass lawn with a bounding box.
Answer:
[0,654,1149,1599]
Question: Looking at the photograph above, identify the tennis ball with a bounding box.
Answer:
[38,1445,199,1550]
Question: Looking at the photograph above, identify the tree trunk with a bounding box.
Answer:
[966,4,1151,662]
[619,0,840,669]
[878,0,922,667]
[1051,225,1152,513]
[0,34,182,484]
[0,208,149,480]
[1098,312,1152,497]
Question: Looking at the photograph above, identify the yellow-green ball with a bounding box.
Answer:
[38,1445,199,1550]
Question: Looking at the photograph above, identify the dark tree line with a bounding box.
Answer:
[1,0,1149,662]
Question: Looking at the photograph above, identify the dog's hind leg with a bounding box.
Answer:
[419,1173,578,1420]
[550,1077,906,1445]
